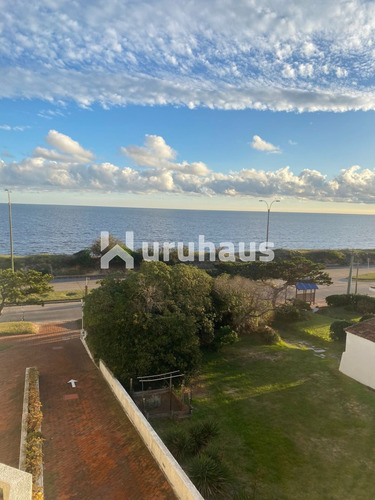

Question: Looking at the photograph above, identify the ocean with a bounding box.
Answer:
[0,203,374,255]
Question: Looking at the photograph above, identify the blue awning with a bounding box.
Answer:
[296,282,319,290]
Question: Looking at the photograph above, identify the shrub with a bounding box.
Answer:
[325,295,352,307]
[164,427,190,460]
[356,298,375,315]
[213,326,238,351]
[187,454,232,498]
[326,294,375,313]
[329,320,352,341]
[72,249,93,267]
[189,420,220,455]
[274,302,301,323]
[255,325,281,345]
[360,314,375,322]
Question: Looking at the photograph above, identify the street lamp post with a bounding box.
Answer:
[259,199,280,242]
[5,189,14,272]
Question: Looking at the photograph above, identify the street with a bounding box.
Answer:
[1,266,375,323]
[0,302,83,323]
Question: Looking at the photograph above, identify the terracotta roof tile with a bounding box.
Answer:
[345,317,375,342]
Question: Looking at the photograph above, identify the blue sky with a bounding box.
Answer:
[1,1,375,213]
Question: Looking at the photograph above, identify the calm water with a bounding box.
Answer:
[0,203,374,255]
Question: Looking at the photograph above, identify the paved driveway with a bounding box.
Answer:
[0,323,176,500]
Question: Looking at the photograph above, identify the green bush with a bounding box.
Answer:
[360,314,375,322]
[303,250,346,265]
[187,454,232,498]
[213,326,238,351]
[164,427,190,460]
[326,294,375,313]
[274,301,302,323]
[329,320,352,341]
[356,299,375,315]
[255,326,281,345]
[189,420,220,456]
[72,249,93,267]
[325,295,353,307]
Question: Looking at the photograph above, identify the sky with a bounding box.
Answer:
[1,0,375,213]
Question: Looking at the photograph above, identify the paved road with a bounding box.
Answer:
[312,266,375,305]
[1,266,375,324]
[0,302,83,323]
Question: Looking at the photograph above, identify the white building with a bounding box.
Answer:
[339,318,375,389]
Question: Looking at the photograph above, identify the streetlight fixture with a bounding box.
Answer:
[5,189,14,272]
[259,199,280,243]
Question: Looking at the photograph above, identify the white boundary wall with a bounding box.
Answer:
[99,360,203,500]
[340,332,375,389]
[0,463,32,500]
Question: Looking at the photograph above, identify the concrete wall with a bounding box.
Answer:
[99,360,203,500]
[340,332,375,389]
[0,463,32,500]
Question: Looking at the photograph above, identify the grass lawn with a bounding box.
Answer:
[0,322,39,336]
[38,290,85,301]
[154,307,375,499]
[353,272,375,281]
[10,289,85,306]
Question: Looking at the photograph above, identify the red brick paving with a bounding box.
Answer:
[0,322,176,499]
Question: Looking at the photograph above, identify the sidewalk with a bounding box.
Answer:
[0,322,176,499]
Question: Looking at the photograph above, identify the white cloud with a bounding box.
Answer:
[251,135,281,154]
[2,131,375,204]
[1,1,375,111]
[43,130,94,163]
[121,134,211,175]
[0,124,29,131]
[121,135,176,168]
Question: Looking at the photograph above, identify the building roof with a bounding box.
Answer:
[295,282,319,290]
[345,317,375,343]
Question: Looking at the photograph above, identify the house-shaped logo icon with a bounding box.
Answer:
[100,231,134,269]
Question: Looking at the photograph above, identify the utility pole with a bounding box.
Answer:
[259,199,280,242]
[5,189,14,272]
[354,258,360,295]
[347,252,354,295]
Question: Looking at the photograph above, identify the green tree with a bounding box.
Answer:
[0,269,53,315]
[215,256,332,306]
[83,261,214,383]
[213,274,275,334]
[90,233,125,256]
[90,233,142,266]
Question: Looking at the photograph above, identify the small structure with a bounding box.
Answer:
[339,317,375,389]
[132,370,192,419]
[295,282,318,304]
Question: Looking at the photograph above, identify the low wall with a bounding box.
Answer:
[99,360,203,500]
[80,332,97,366]
[0,463,32,500]
[340,332,375,389]
[19,367,32,471]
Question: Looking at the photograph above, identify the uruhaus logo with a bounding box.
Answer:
[100,231,274,269]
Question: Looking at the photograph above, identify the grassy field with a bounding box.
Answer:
[353,272,375,281]
[0,322,39,336]
[38,290,84,301]
[8,289,85,306]
[154,308,375,499]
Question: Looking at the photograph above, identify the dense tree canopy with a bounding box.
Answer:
[83,261,214,384]
[0,269,53,314]
[215,256,332,305]
[84,258,329,383]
